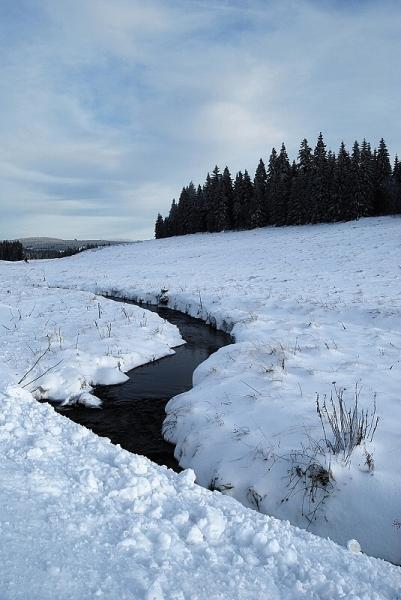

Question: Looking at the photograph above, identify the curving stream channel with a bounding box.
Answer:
[47,298,233,472]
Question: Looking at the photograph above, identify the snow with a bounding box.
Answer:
[0,216,401,597]
[0,280,183,406]
[0,387,400,599]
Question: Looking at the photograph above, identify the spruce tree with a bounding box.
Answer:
[205,166,222,232]
[184,182,198,233]
[176,186,192,235]
[311,133,330,223]
[194,184,207,232]
[213,167,232,231]
[155,213,164,239]
[266,148,278,224]
[168,199,178,236]
[348,141,366,220]
[359,139,375,216]
[270,143,291,226]
[251,159,268,228]
[241,170,255,229]
[232,171,244,229]
[373,138,392,214]
[332,142,353,221]
[389,155,401,214]
[287,139,313,225]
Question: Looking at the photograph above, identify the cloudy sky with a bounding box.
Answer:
[1,0,400,240]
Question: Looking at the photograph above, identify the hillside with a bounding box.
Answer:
[35,215,401,564]
[0,216,400,598]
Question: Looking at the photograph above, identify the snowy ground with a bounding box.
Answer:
[2,388,400,599]
[1,216,401,597]
[0,278,183,407]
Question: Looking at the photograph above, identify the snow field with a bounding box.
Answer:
[0,385,400,599]
[18,216,401,564]
[0,216,400,597]
[0,276,183,406]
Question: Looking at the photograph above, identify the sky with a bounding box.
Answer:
[1,0,400,240]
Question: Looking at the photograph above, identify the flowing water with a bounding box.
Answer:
[49,299,232,471]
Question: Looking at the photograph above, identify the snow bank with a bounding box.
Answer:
[14,215,401,565]
[0,276,183,406]
[0,385,399,599]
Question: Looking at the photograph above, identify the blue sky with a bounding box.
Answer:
[1,0,400,240]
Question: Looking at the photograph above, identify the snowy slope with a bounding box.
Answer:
[0,216,400,597]
[0,387,400,599]
[14,215,400,565]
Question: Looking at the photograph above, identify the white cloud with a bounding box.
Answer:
[0,0,400,239]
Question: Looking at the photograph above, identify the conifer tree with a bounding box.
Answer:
[374,138,392,214]
[185,182,198,233]
[176,186,193,235]
[358,139,375,216]
[270,143,291,226]
[193,184,206,232]
[215,167,233,231]
[330,142,346,221]
[232,171,244,229]
[348,141,366,220]
[168,199,178,236]
[311,133,330,223]
[205,167,222,232]
[266,148,278,224]
[155,213,164,239]
[241,170,255,229]
[389,155,401,214]
[251,159,268,227]
[287,139,313,225]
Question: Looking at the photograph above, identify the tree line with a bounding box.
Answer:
[155,134,401,238]
[0,241,24,261]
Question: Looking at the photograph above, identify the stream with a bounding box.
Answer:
[48,298,232,471]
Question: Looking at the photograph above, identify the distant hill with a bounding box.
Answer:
[16,237,131,251]
[6,237,136,260]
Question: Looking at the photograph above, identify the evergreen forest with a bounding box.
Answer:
[155,134,401,238]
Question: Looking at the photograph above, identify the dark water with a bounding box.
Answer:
[50,299,232,471]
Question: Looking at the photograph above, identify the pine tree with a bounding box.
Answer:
[348,141,366,220]
[266,147,278,224]
[311,133,330,223]
[241,170,255,229]
[287,139,313,225]
[332,142,354,221]
[270,143,291,226]
[389,155,401,214]
[176,186,193,235]
[232,171,243,229]
[205,166,222,232]
[359,139,375,216]
[374,138,392,214]
[232,171,253,228]
[155,213,164,239]
[251,159,268,228]
[214,167,232,231]
[168,199,178,236]
[203,173,213,233]
[193,184,206,232]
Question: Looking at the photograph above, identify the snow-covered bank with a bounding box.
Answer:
[1,386,400,599]
[0,278,183,407]
[14,215,400,565]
